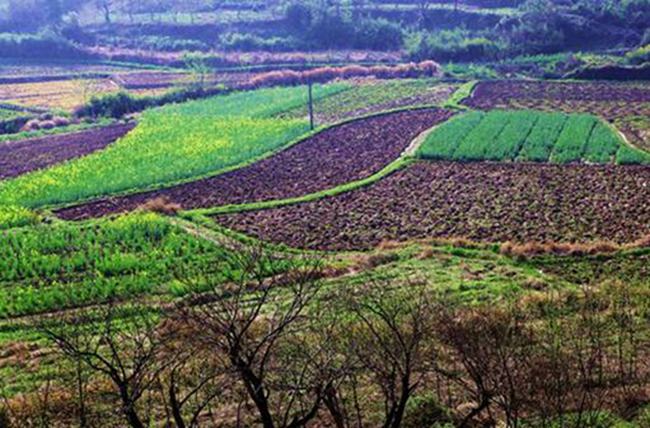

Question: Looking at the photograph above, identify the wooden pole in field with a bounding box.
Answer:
[308,81,314,130]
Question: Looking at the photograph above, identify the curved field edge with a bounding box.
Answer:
[49,105,455,220]
[188,118,447,217]
[611,122,650,164]
[0,84,351,210]
[191,158,415,217]
[212,161,650,251]
[442,80,478,110]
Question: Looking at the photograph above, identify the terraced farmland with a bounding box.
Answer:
[215,161,650,251]
[0,123,135,179]
[56,108,454,220]
[280,79,458,124]
[464,80,650,150]
[0,84,348,208]
[0,79,120,112]
[0,213,291,317]
[418,110,649,164]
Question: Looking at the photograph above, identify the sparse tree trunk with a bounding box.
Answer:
[308,82,315,130]
[76,360,87,428]
[102,4,111,24]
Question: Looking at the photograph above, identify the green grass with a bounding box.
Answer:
[616,144,650,165]
[442,80,479,108]
[0,107,26,120]
[0,212,298,318]
[583,122,622,164]
[418,110,641,165]
[453,110,510,161]
[550,114,597,164]
[528,249,650,288]
[0,84,348,209]
[487,110,538,161]
[417,111,485,160]
[518,112,567,162]
[0,205,40,230]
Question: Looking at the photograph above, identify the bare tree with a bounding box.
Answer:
[95,0,114,24]
[416,0,431,27]
[336,282,436,428]
[44,303,170,428]
[156,319,227,428]
[177,247,333,428]
[434,305,535,428]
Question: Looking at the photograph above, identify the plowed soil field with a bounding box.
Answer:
[0,123,135,180]
[214,161,650,251]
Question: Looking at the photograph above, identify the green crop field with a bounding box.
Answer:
[0,205,40,230]
[417,110,649,165]
[281,79,457,124]
[0,213,296,317]
[518,112,567,162]
[550,114,597,163]
[417,111,485,160]
[583,121,623,164]
[453,110,511,161]
[0,84,349,209]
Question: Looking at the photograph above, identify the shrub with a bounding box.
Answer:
[0,32,89,60]
[75,92,147,119]
[138,197,181,215]
[626,44,650,65]
[503,0,567,54]
[53,117,70,127]
[402,393,453,428]
[407,30,501,63]
[21,119,40,132]
[285,9,404,51]
[39,120,55,130]
[220,33,301,52]
[0,115,31,134]
[285,2,312,31]
[353,18,403,51]
[306,13,356,49]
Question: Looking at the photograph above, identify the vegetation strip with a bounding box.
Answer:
[442,80,478,110]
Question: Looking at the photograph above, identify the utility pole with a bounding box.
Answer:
[308,81,315,130]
